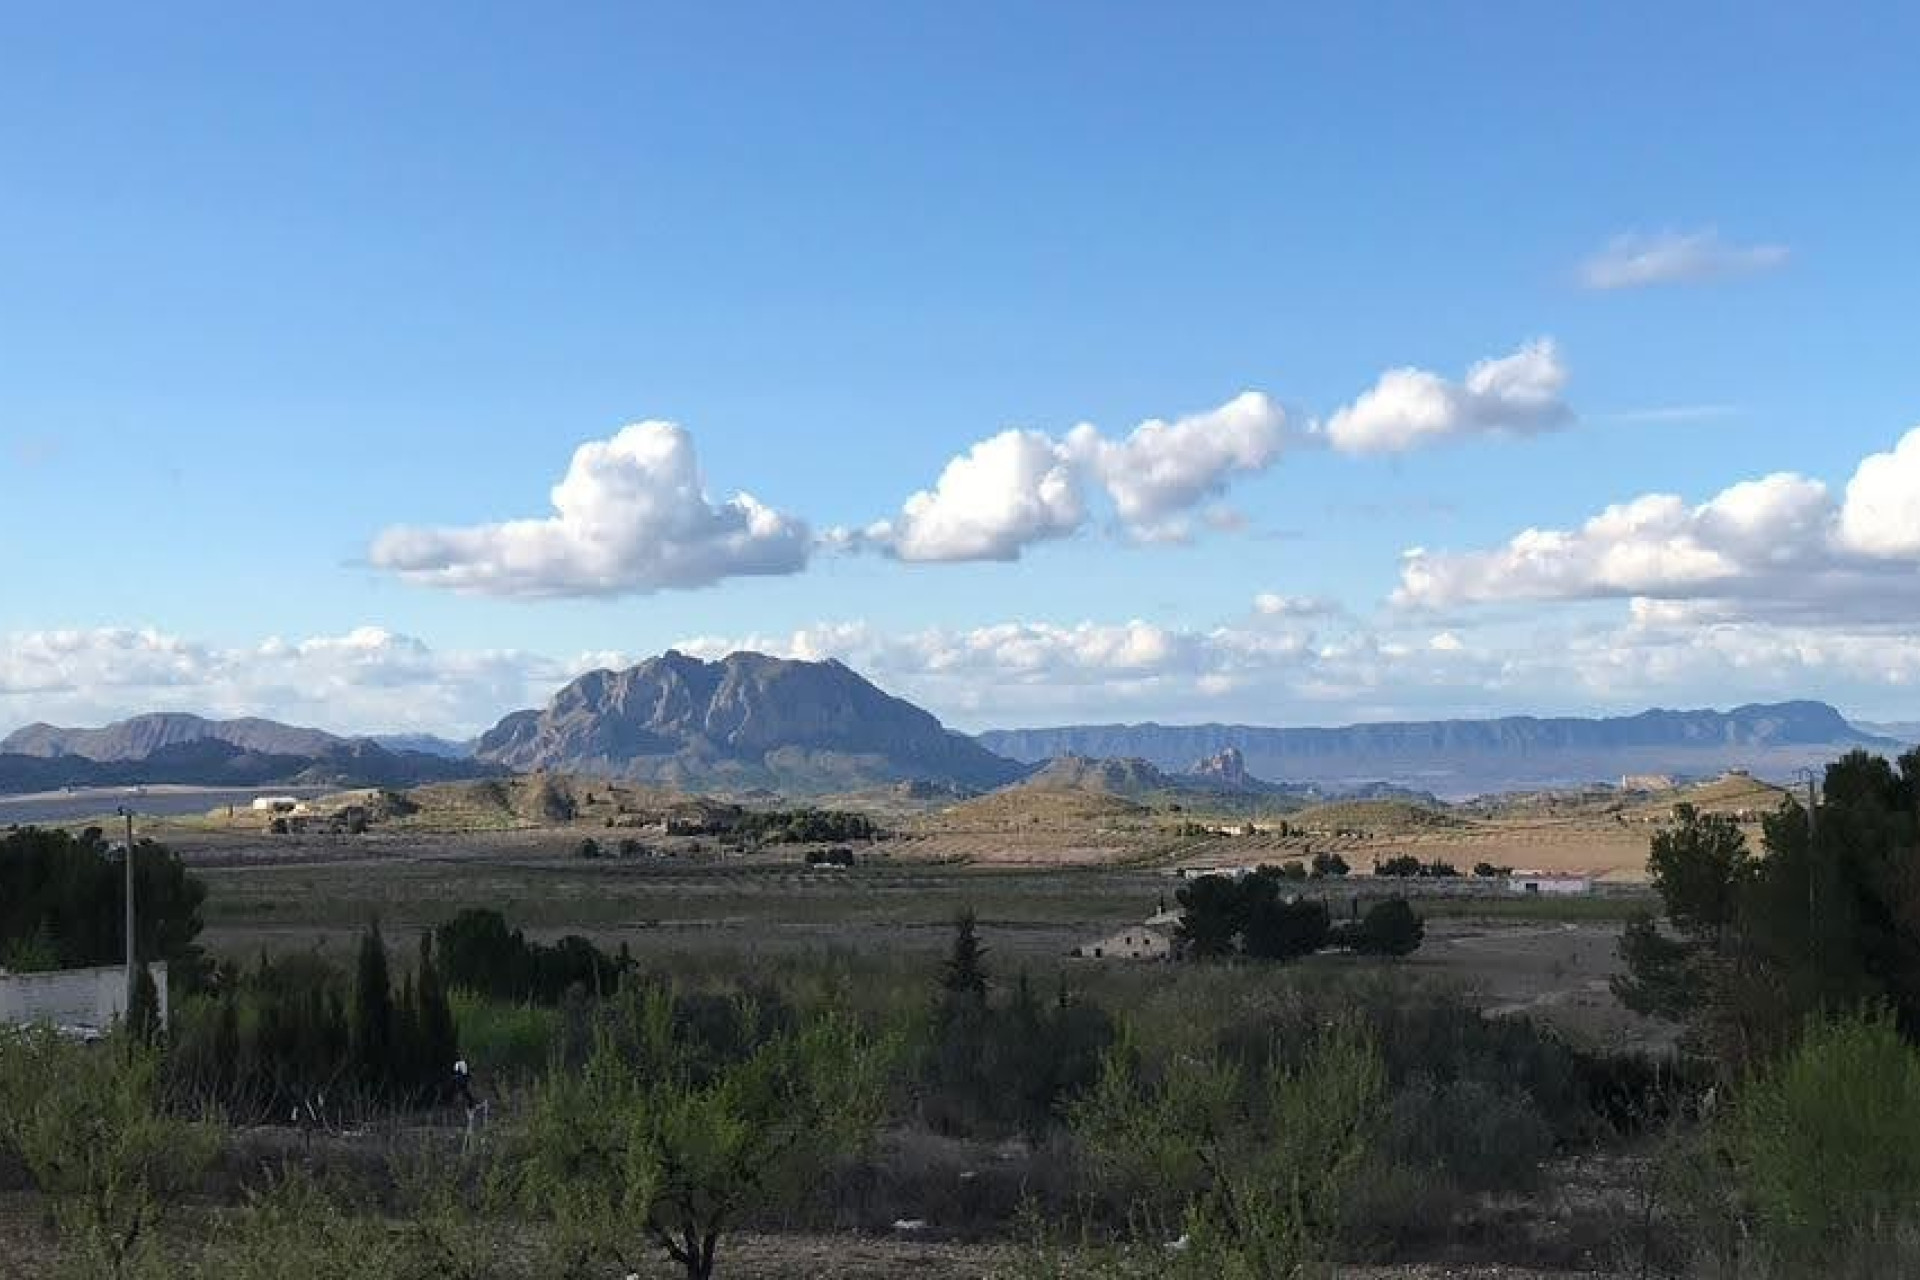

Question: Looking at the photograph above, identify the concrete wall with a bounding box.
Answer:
[0,962,169,1033]
[1508,877,1592,896]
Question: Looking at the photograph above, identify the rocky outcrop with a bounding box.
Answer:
[474,651,1024,795]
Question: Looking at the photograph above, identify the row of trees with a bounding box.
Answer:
[1175,869,1424,960]
[0,825,206,982]
[166,924,458,1118]
[1373,855,1459,878]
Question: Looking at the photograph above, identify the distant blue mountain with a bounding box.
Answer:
[978,701,1898,798]
[369,733,475,759]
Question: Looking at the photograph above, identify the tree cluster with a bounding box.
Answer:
[0,825,207,983]
[804,846,856,867]
[433,907,634,1004]
[1174,869,1423,961]
[921,911,1116,1138]
[166,923,458,1118]
[736,808,878,845]
[1615,749,1920,1072]
[1375,854,1459,878]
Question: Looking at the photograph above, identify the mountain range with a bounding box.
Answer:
[0,713,498,793]
[1,663,1900,801]
[977,701,1899,798]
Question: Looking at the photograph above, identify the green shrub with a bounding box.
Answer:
[450,992,561,1084]
[1379,1076,1554,1191]
[1069,1019,1384,1278]
[1729,1010,1920,1265]
[0,1029,217,1278]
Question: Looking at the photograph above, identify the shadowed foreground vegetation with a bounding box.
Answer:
[6,748,1920,1277]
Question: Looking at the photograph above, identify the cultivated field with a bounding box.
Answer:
[140,819,1668,1054]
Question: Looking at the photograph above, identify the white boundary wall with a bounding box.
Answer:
[0,962,168,1033]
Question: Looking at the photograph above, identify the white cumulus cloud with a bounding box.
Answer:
[1579,229,1789,291]
[0,626,574,735]
[1321,340,1573,455]
[1063,391,1286,541]
[1396,426,1920,625]
[876,429,1086,563]
[869,392,1287,561]
[1837,427,1920,558]
[369,421,810,597]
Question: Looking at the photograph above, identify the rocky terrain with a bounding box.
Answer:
[474,650,1025,795]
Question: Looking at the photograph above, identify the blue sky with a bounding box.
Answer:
[4,3,1920,735]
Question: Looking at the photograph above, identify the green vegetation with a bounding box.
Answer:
[0,825,207,982]
[14,748,1920,1274]
[516,992,892,1280]
[433,907,633,1004]
[1173,868,1423,962]
[0,1030,216,1278]
[1068,1019,1383,1277]
[1373,854,1459,878]
[1616,750,1920,1069]
[165,925,457,1119]
[1609,748,1920,1271]
[1729,1011,1920,1268]
[734,807,878,844]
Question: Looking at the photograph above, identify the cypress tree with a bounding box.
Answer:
[415,932,458,1095]
[352,921,395,1094]
[940,909,989,1000]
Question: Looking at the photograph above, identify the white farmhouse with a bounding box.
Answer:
[1508,870,1593,896]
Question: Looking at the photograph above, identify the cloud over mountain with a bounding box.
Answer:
[0,626,569,735]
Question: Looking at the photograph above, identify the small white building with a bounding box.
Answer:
[251,796,300,813]
[1072,927,1173,961]
[1508,870,1593,896]
[0,962,168,1036]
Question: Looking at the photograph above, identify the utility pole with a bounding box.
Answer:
[1798,770,1818,969]
[117,805,136,1017]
